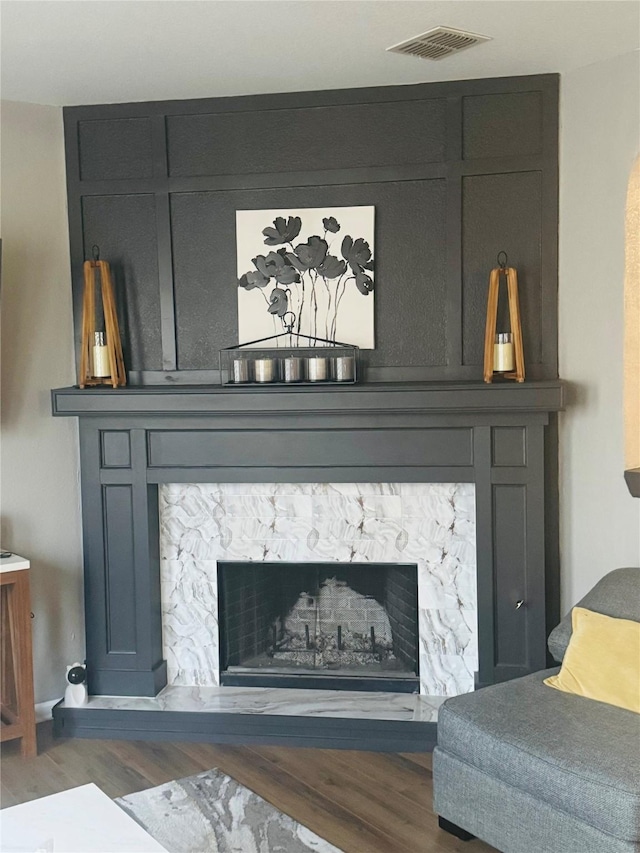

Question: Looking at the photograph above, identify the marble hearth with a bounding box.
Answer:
[77,685,447,722]
[159,482,477,697]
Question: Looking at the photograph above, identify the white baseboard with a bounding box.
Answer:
[35,699,59,723]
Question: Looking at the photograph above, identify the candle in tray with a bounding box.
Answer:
[253,358,277,383]
[306,357,329,382]
[92,331,110,378]
[282,356,303,383]
[333,355,355,382]
[493,333,515,372]
[232,358,251,383]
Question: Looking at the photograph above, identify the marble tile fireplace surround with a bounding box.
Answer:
[160,482,477,696]
[51,381,562,750]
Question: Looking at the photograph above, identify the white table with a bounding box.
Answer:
[0,554,30,573]
[0,784,168,852]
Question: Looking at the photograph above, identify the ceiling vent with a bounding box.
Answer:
[387,27,491,61]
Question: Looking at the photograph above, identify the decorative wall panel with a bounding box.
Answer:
[462,171,543,367]
[462,91,543,159]
[170,179,447,370]
[63,74,559,382]
[166,98,447,177]
[81,194,163,370]
[78,117,154,181]
[103,485,136,653]
[493,485,528,668]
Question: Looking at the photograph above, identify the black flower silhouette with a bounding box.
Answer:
[284,252,305,272]
[254,251,300,285]
[262,216,302,246]
[317,254,347,279]
[355,270,374,295]
[323,216,340,233]
[267,288,289,317]
[341,235,373,273]
[290,236,328,270]
[239,211,374,345]
[238,269,270,290]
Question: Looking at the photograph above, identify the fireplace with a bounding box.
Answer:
[159,481,477,697]
[51,380,561,754]
[52,73,562,748]
[218,561,419,691]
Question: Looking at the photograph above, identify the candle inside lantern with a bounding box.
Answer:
[493,333,515,372]
[92,331,110,377]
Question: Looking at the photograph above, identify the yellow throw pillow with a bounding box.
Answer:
[544,607,640,713]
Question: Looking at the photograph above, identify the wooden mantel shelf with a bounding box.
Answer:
[52,380,564,418]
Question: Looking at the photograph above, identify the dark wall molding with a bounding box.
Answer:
[63,73,559,385]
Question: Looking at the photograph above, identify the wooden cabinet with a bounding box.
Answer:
[1,555,36,757]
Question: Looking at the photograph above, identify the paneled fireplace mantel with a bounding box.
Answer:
[52,380,563,703]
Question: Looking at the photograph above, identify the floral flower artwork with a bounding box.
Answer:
[236,206,375,348]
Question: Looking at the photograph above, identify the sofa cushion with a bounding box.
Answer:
[438,670,640,842]
[548,567,640,663]
[545,607,640,713]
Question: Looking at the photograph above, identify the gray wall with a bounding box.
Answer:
[558,50,640,607]
[0,100,84,705]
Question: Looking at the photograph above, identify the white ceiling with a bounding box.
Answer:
[1,0,638,107]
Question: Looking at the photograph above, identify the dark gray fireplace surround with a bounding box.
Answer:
[51,380,562,751]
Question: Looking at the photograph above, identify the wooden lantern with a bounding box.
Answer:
[79,250,126,388]
[483,253,525,383]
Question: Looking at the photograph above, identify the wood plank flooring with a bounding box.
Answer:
[1,723,496,853]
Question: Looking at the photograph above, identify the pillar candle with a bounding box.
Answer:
[92,332,110,377]
[493,333,515,372]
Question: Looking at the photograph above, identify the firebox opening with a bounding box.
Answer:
[218,561,419,693]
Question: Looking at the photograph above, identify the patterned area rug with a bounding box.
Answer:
[116,768,344,853]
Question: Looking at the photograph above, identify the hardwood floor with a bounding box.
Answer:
[1,723,496,853]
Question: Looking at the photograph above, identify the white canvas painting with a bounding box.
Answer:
[236,206,375,349]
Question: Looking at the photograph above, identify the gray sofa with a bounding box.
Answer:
[433,567,640,853]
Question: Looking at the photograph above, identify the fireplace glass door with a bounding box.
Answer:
[218,562,419,692]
